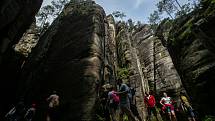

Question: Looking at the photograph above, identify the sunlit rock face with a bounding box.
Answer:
[0,0,42,116]
[115,23,147,119]
[166,0,215,116]
[20,1,106,120]
[133,25,184,101]
[14,21,39,57]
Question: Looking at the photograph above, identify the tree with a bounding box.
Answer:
[148,10,161,31]
[51,0,69,16]
[175,3,191,17]
[127,18,134,32]
[156,0,176,19]
[36,5,55,32]
[112,11,126,20]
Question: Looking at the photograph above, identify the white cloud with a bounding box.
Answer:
[134,0,144,9]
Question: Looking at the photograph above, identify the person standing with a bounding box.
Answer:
[46,91,60,121]
[160,92,177,121]
[180,92,196,121]
[144,92,159,121]
[117,79,136,121]
[108,85,119,121]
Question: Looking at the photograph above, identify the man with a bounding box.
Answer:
[117,79,136,121]
[46,91,60,121]
[144,92,159,121]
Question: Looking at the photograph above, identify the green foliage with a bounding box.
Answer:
[157,0,177,19]
[36,0,69,33]
[117,68,129,80]
[112,11,126,20]
[203,115,215,121]
[148,10,161,31]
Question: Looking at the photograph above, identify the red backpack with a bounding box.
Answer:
[111,91,120,104]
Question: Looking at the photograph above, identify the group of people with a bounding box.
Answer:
[144,91,196,121]
[100,79,142,121]
[100,79,196,121]
[4,91,60,121]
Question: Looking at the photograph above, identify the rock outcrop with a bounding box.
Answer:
[133,25,184,99]
[166,0,215,117]
[14,21,39,57]
[116,22,147,119]
[20,1,106,120]
[0,0,42,116]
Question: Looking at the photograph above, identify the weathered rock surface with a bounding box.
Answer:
[20,1,106,120]
[14,21,39,57]
[116,23,147,119]
[166,0,215,116]
[103,15,118,85]
[134,25,184,96]
[0,0,42,116]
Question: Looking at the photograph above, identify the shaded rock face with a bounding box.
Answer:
[0,0,42,62]
[167,0,215,116]
[21,1,105,120]
[103,15,118,85]
[133,25,184,102]
[0,0,42,115]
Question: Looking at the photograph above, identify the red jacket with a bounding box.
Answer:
[144,95,156,107]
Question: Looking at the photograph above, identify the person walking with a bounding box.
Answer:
[144,92,159,121]
[117,79,136,121]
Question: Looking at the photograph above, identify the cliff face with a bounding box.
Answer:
[0,0,42,116]
[21,1,106,120]
[116,23,147,119]
[0,0,42,62]
[166,0,215,116]
[103,15,118,85]
[14,21,39,57]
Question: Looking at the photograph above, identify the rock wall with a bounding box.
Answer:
[167,0,215,116]
[103,15,118,85]
[133,25,184,103]
[14,21,39,57]
[0,0,42,116]
[20,1,106,120]
[116,23,147,119]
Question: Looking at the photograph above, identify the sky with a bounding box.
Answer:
[42,0,189,23]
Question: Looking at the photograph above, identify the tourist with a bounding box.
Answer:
[117,79,136,121]
[160,92,177,121]
[144,92,159,121]
[107,85,119,121]
[180,92,196,121]
[46,91,60,121]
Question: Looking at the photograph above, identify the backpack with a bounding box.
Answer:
[111,91,120,104]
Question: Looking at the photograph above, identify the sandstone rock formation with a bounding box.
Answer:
[20,1,106,120]
[166,0,215,116]
[133,25,184,98]
[14,21,40,57]
[0,0,42,116]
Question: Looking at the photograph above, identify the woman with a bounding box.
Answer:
[160,92,177,121]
